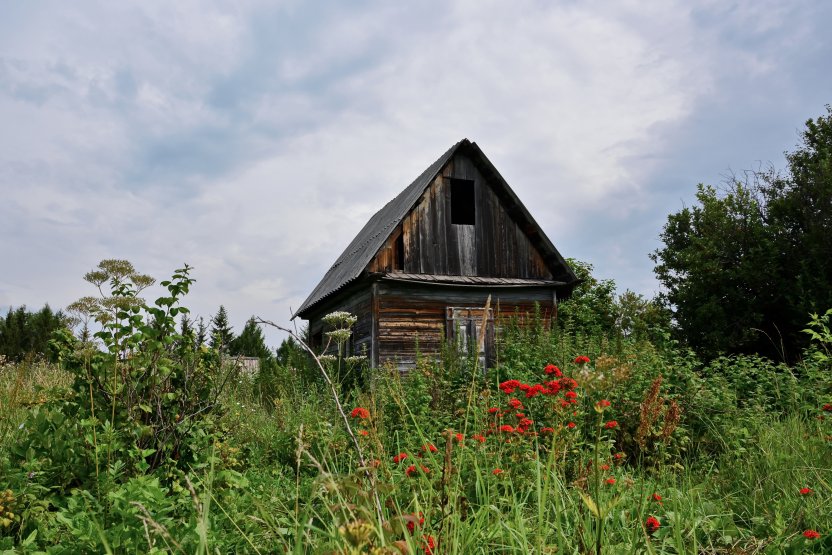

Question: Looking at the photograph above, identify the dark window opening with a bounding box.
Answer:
[450,178,476,225]
[394,233,404,270]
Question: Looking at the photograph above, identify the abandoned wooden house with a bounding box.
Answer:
[294,139,578,369]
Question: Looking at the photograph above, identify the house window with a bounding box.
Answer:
[450,178,476,225]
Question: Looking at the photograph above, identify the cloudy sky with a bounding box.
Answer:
[2,0,830,346]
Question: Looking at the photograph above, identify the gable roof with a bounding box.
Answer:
[294,139,577,319]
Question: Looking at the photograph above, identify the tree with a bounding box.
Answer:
[229,317,271,359]
[210,305,234,353]
[195,316,208,348]
[652,105,832,360]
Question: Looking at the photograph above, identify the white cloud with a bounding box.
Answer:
[1,0,830,343]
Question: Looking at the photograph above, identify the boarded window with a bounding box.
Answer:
[450,178,476,225]
[446,306,494,369]
[394,233,404,270]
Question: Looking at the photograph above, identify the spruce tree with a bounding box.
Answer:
[230,317,271,359]
[210,306,234,353]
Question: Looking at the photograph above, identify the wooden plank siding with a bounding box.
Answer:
[306,287,373,358]
[368,152,552,279]
[375,281,556,369]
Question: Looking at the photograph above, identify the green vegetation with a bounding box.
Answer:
[1,258,831,554]
[652,105,832,360]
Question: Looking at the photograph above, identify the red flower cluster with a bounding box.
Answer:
[422,534,436,554]
[604,420,618,429]
[645,515,660,534]
[567,422,576,429]
[492,468,504,475]
[508,398,524,410]
[392,452,408,464]
[472,434,486,443]
[419,444,437,456]
[544,364,563,376]
[804,529,821,540]
[605,477,616,485]
[651,492,663,504]
[350,407,370,419]
[499,425,515,433]
[574,355,591,364]
[499,379,522,394]
[358,430,369,436]
[800,487,813,495]
[596,399,611,409]
[823,403,832,412]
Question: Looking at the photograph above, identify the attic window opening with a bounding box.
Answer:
[394,233,404,270]
[450,178,476,225]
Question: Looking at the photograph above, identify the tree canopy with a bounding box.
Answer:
[652,105,832,360]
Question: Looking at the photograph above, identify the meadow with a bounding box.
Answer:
[1,267,831,554]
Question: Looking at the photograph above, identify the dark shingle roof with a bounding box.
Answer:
[293,140,464,318]
[294,139,577,318]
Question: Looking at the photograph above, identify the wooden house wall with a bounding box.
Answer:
[369,153,553,279]
[375,281,556,369]
[307,287,373,357]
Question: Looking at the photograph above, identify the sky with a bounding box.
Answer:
[1,0,831,347]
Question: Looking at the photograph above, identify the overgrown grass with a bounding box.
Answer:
[1,324,831,553]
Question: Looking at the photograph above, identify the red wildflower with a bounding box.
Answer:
[651,492,663,503]
[559,377,578,390]
[472,434,486,443]
[370,459,381,468]
[392,452,408,464]
[406,465,429,477]
[604,420,618,429]
[420,443,438,455]
[596,399,611,409]
[525,383,544,398]
[422,534,436,554]
[492,468,504,475]
[454,433,464,443]
[804,529,821,540]
[515,412,525,419]
[574,355,591,364]
[518,418,534,431]
[600,464,610,471]
[508,398,524,410]
[543,381,561,395]
[800,487,813,495]
[519,383,531,392]
[605,477,616,485]
[499,425,515,433]
[614,452,625,461]
[823,403,832,412]
[500,379,521,394]
[540,427,555,434]
[406,512,425,533]
[488,406,500,414]
[359,430,369,436]
[567,422,576,429]
[560,400,571,408]
[544,364,563,377]
[350,407,370,419]
[645,515,660,534]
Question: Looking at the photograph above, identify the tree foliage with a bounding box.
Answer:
[0,305,67,361]
[652,105,832,360]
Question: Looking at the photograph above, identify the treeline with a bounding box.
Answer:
[0,305,66,361]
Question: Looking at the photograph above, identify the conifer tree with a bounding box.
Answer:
[210,306,234,353]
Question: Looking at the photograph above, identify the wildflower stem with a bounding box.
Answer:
[254,317,383,522]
